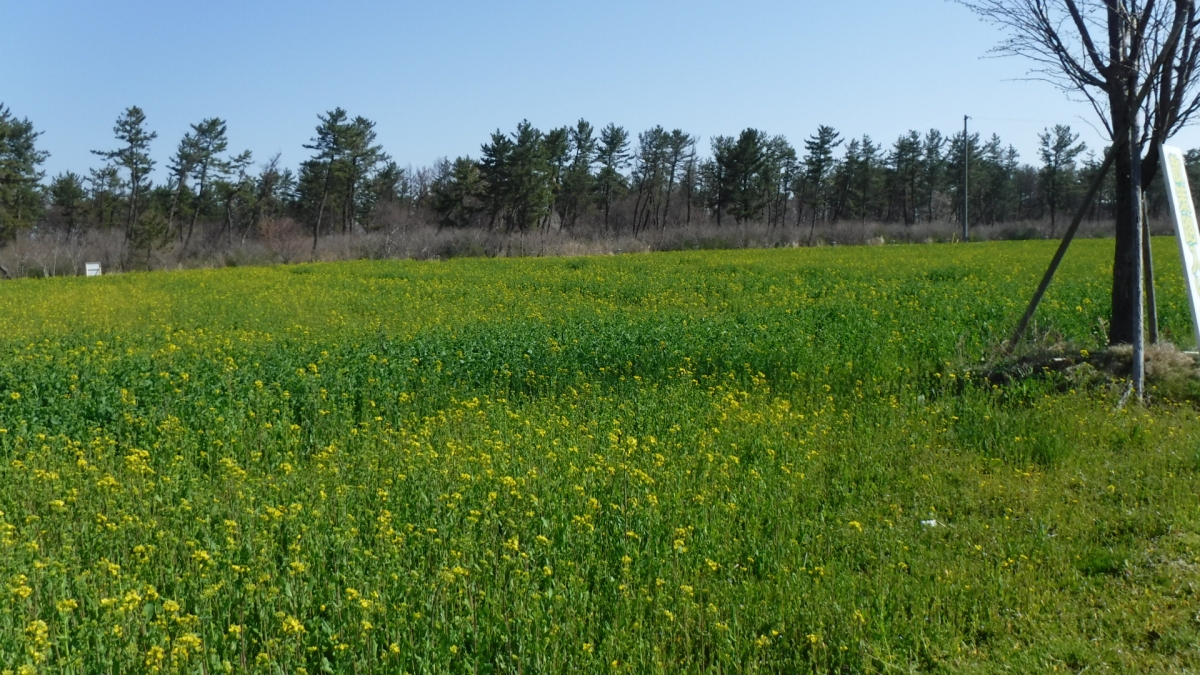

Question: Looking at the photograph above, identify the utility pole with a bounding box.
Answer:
[962,115,970,241]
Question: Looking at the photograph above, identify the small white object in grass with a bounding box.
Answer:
[921,519,938,527]
[85,263,102,277]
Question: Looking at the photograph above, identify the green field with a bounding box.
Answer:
[0,240,1198,673]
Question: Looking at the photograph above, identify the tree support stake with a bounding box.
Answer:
[1007,146,1117,351]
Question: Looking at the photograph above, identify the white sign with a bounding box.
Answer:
[1161,144,1200,348]
[85,263,102,277]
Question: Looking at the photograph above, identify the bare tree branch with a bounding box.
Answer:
[1066,0,1114,74]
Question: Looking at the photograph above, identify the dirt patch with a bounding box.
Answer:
[979,341,1200,403]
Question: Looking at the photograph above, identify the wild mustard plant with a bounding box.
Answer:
[0,240,1195,672]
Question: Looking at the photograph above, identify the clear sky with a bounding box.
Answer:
[5,0,1200,181]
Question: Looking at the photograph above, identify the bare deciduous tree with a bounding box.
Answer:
[961,0,1199,349]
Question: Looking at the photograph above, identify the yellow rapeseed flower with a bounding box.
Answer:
[282,615,306,635]
[144,645,165,672]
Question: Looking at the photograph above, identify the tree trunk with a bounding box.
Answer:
[312,189,329,255]
[685,181,692,226]
[124,172,139,243]
[685,161,694,226]
[662,154,681,231]
[1109,101,1140,346]
[167,180,186,242]
[183,168,210,256]
[602,184,611,231]
[631,181,646,236]
[225,198,235,246]
[311,165,334,256]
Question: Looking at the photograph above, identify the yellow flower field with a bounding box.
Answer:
[0,240,1196,673]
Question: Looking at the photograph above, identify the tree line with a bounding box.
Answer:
[2,102,1197,261]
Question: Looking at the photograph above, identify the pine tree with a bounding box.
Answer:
[1038,125,1086,235]
[921,130,947,223]
[631,126,669,234]
[0,104,49,240]
[762,135,796,227]
[859,136,882,223]
[544,127,570,228]
[594,124,630,229]
[178,118,231,253]
[49,172,87,238]
[706,136,733,225]
[300,108,351,253]
[561,120,597,229]
[92,106,157,243]
[661,130,695,230]
[507,121,553,232]
[216,150,254,244]
[340,116,386,235]
[432,157,484,229]
[801,126,843,229]
[886,131,921,225]
[479,130,515,230]
[87,166,123,231]
[364,160,405,230]
[165,132,199,240]
[252,153,295,230]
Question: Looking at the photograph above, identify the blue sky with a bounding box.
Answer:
[6,0,1200,180]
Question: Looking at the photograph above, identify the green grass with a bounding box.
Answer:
[0,239,1197,673]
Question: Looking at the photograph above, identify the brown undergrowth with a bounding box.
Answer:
[980,339,1200,404]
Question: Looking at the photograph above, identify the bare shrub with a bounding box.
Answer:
[261,218,306,264]
[0,229,124,277]
[0,215,1167,279]
[78,229,127,273]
